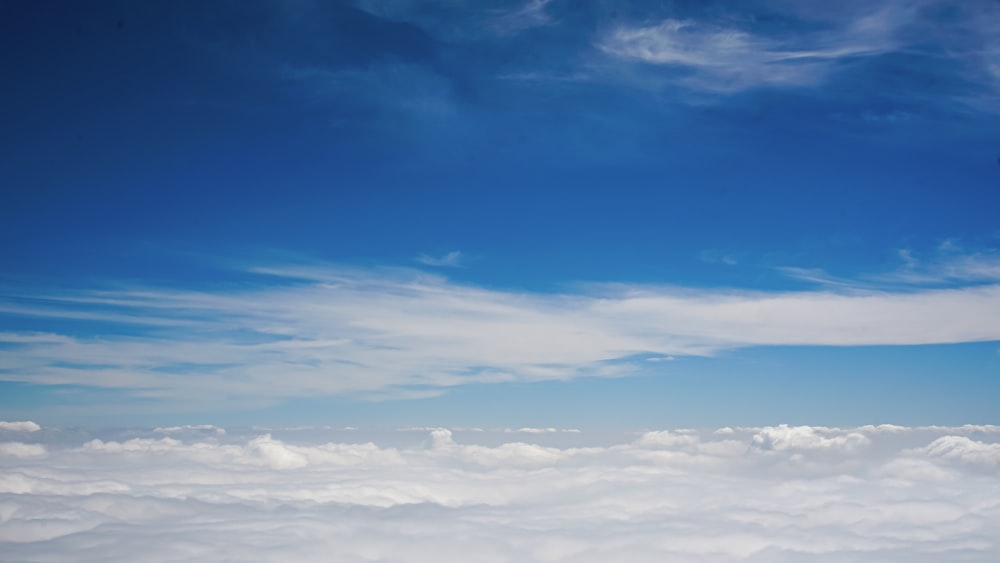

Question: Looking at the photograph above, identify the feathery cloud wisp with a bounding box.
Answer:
[599,7,902,92]
[1,259,999,402]
[417,250,465,267]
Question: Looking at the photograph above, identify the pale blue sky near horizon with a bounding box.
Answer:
[1,0,999,428]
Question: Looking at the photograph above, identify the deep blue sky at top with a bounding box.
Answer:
[1,1,999,428]
[3,0,997,290]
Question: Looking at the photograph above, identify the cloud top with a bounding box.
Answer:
[0,420,41,432]
[0,424,997,560]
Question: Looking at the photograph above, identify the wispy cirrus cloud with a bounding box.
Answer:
[417,250,465,267]
[1,258,999,403]
[583,0,1000,116]
[598,6,904,93]
[781,247,1000,289]
[912,0,1000,114]
[873,249,1000,286]
[491,0,557,35]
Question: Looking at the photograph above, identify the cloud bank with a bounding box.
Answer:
[1,261,999,401]
[1,422,997,561]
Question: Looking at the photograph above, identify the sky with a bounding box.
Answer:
[1,0,1000,428]
[2,2,1000,561]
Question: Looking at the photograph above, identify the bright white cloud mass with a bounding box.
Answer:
[2,261,1000,402]
[1,422,998,561]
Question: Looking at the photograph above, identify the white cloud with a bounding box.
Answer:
[750,424,870,452]
[592,0,1000,112]
[874,252,1000,286]
[153,424,226,435]
[636,430,700,448]
[874,457,959,483]
[781,250,1000,291]
[0,420,41,432]
[417,250,465,267]
[0,425,997,560]
[599,7,902,92]
[919,435,1000,466]
[2,262,1000,401]
[645,355,674,362]
[0,441,46,458]
[505,427,581,434]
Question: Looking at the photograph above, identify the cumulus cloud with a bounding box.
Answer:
[1,262,1000,402]
[0,424,997,560]
[750,424,870,452]
[920,435,1000,466]
[0,420,41,432]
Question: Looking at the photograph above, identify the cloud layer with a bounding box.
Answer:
[2,261,999,401]
[1,422,998,561]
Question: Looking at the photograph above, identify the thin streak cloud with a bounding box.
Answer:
[599,7,902,92]
[417,250,465,267]
[1,259,998,401]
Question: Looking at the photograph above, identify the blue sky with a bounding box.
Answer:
[1,0,999,427]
